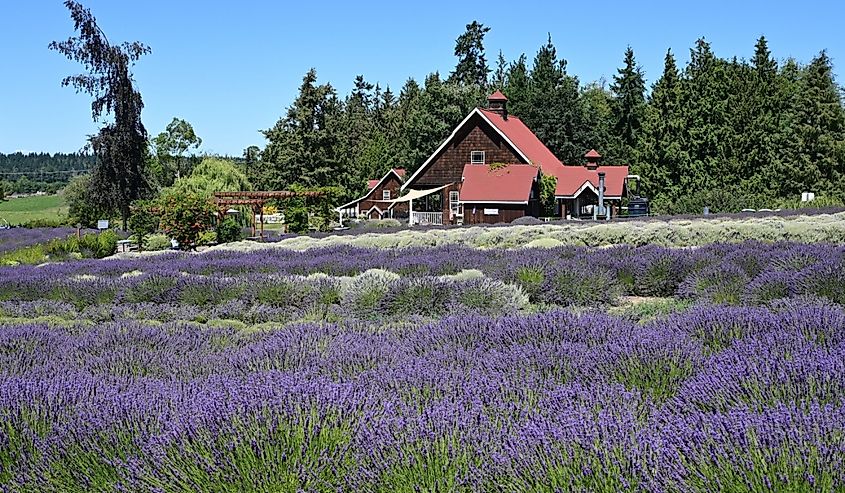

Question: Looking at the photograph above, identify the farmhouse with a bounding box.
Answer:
[336,168,408,220]
[399,91,631,225]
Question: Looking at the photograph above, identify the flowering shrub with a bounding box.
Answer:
[0,303,843,490]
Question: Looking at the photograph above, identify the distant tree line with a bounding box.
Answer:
[0,152,94,194]
[248,23,845,213]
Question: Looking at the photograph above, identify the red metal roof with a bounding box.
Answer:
[479,109,563,173]
[393,168,406,177]
[547,165,629,198]
[487,90,508,101]
[367,179,379,189]
[460,164,539,203]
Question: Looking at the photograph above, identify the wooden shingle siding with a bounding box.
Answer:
[359,174,403,213]
[463,203,528,224]
[411,114,525,188]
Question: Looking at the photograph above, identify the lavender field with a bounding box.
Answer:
[1,240,844,491]
[0,227,81,255]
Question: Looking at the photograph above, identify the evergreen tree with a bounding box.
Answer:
[680,38,731,194]
[517,35,586,163]
[261,69,343,191]
[449,21,491,87]
[579,80,621,162]
[794,51,845,196]
[637,49,687,202]
[742,36,781,195]
[503,54,529,106]
[611,47,646,162]
[492,50,507,90]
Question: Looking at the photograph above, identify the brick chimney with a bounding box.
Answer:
[487,90,508,119]
[585,149,601,170]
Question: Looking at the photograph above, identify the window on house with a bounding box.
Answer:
[471,150,485,164]
[449,191,463,217]
[382,190,391,200]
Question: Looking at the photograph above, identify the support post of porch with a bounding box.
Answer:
[408,197,414,226]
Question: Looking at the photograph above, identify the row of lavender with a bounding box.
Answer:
[0,227,82,254]
[1,301,843,491]
[1,242,843,312]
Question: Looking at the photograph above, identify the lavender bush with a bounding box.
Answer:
[0,240,844,491]
[0,304,843,491]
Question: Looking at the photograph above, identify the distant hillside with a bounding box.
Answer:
[0,152,94,193]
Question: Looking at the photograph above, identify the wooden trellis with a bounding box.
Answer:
[213,190,326,239]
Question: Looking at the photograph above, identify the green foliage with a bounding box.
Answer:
[156,190,215,251]
[196,230,217,246]
[636,38,845,210]
[151,117,202,186]
[127,200,159,250]
[449,21,491,87]
[611,46,646,163]
[0,152,94,190]
[62,175,107,228]
[514,266,545,302]
[169,157,251,198]
[216,218,242,243]
[539,174,557,217]
[261,69,344,190]
[142,233,171,251]
[0,180,5,201]
[0,231,118,265]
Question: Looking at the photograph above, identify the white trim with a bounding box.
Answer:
[554,181,624,200]
[470,150,486,164]
[460,200,529,204]
[365,205,384,218]
[556,195,622,200]
[401,108,531,191]
[336,198,363,211]
[475,109,531,164]
[335,168,404,212]
[382,189,391,200]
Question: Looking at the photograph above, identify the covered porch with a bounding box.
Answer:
[392,184,451,226]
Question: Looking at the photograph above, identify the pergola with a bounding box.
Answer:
[213,190,325,239]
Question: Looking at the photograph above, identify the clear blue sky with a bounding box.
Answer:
[1,0,842,157]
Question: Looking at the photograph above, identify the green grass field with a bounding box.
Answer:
[0,194,67,225]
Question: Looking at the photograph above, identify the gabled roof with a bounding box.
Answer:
[478,109,564,175]
[336,168,407,211]
[460,164,539,203]
[402,108,534,190]
[584,149,602,159]
[548,165,629,198]
[487,90,508,101]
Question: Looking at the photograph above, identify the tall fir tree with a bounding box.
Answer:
[611,47,646,163]
[515,35,587,163]
[449,21,491,87]
[794,51,845,196]
[492,50,507,90]
[744,36,782,195]
[261,69,343,191]
[636,48,687,202]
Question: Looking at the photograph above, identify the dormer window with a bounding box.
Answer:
[471,150,485,165]
[382,190,391,200]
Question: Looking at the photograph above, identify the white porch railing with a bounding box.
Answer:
[410,211,443,226]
